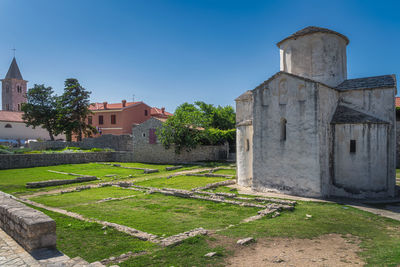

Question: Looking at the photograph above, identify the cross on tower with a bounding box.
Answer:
[11,48,16,57]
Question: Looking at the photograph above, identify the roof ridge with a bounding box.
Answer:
[277,26,349,47]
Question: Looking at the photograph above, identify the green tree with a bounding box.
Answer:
[195,101,235,130]
[58,78,96,141]
[21,84,59,141]
[157,102,236,153]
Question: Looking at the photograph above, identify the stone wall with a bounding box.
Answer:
[0,152,114,170]
[29,134,133,151]
[130,117,229,163]
[397,120,400,168]
[0,191,56,252]
[128,144,228,164]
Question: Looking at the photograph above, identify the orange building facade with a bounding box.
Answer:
[88,100,172,136]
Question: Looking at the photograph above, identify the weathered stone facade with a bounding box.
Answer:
[0,191,56,252]
[236,26,397,199]
[131,117,229,163]
[1,58,27,112]
[29,134,133,151]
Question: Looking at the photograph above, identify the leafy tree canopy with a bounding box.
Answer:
[58,78,96,141]
[157,102,236,153]
[21,84,59,141]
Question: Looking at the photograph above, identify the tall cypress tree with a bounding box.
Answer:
[58,78,96,141]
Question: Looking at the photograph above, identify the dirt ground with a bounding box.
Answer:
[223,233,365,267]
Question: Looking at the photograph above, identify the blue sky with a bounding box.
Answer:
[0,0,399,112]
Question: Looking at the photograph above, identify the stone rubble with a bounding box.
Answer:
[192,179,236,191]
[204,252,217,257]
[100,251,147,265]
[237,237,254,245]
[254,197,297,206]
[186,173,232,178]
[165,165,183,171]
[159,228,208,247]
[26,176,98,188]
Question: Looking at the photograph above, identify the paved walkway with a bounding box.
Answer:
[0,228,40,267]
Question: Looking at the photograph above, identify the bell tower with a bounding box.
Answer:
[1,57,27,111]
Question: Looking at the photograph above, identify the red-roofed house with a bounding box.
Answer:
[88,100,172,136]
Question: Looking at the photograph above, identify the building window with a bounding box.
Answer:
[350,140,356,153]
[99,115,104,125]
[246,139,250,151]
[5,124,12,128]
[17,86,21,93]
[88,116,92,125]
[17,104,20,111]
[142,133,146,137]
[144,110,148,116]
[111,114,116,124]
[5,104,9,110]
[281,118,287,141]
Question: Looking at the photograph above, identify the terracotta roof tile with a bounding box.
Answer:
[0,111,24,122]
[396,97,400,107]
[89,101,141,110]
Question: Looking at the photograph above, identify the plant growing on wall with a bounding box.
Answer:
[21,84,59,141]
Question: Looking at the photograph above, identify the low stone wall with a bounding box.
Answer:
[26,176,98,188]
[0,145,228,170]
[0,152,113,170]
[29,134,133,151]
[0,191,56,252]
[126,144,228,164]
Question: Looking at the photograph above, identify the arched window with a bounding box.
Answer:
[5,124,12,128]
[281,118,287,141]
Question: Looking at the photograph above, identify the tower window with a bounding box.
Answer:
[246,139,250,151]
[111,115,116,124]
[144,110,148,116]
[6,86,9,93]
[17,104,20,111]
[5,104,9,110]
[99,115,104,125]
[350,140,356,153]
[281,118,287,141]
[88,116,92,125]
[17,86,21,93]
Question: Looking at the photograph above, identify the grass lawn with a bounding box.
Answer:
[212,169,236,176]
[32,188,260,237]
[220,201,400,267]
[0,162,197,195]
[2,165,400,266]
[134,175,229,190]
[120,235,226,267]
[30,206,156,263]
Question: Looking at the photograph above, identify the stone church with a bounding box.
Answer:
[236,26,397,199]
